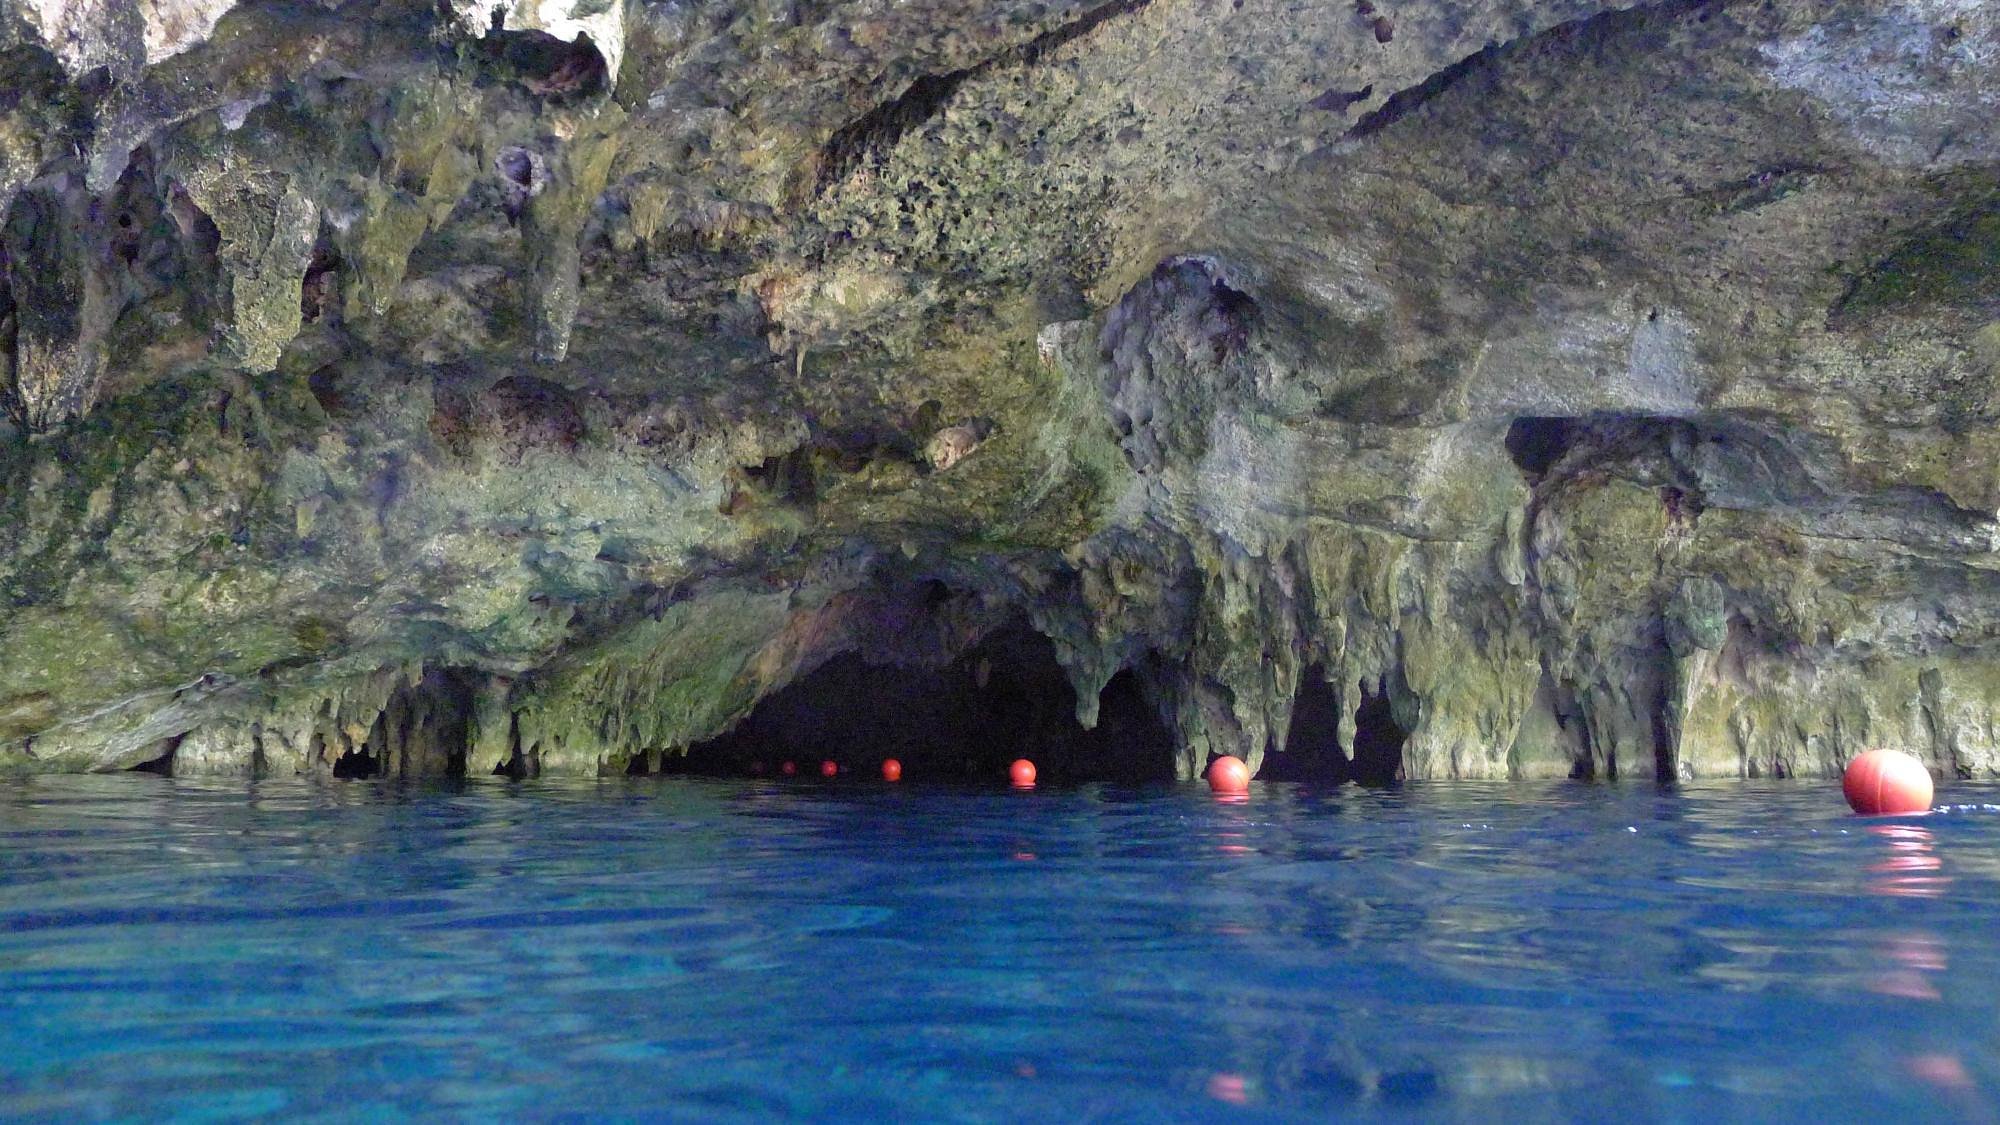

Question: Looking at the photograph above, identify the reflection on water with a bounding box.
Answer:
[1869,823,1953,899]
[0,776,1997,1119]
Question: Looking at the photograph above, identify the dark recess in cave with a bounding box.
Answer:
[1350,683,1407,786]
[300,239,341,323]
[1504,416,1577,477]
[494,712,530,778]
[1264,667,1407,785]
[128,738,178,775]
[331,743,378,779]
[663,620,1176,784]
[1262,665,1352,783]
[482,28,608,100]
[332,669,475,780]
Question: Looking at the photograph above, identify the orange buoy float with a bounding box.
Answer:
[780,760,797,776]
[1843,749,1933,816]
[820,760,839,778]
[881,758,903,782]
[1009,759,1037,788]
[1208,755,1250,794]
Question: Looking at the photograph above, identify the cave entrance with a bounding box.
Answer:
[1350,682,1408,786]
[331,669,474,780]
[1262,664,1351,784]
[668,620,1176,784]
[331,744,378,779]
[1504,416,1577,477]
[1263,667,1407,785]
[129,739,178,776]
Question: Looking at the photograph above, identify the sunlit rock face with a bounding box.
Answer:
[3,0,2000,782]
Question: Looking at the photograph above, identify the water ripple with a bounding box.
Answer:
[0,775,1996,1119]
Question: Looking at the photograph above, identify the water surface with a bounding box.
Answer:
[3,776,1998,1121]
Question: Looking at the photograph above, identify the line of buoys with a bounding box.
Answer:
[757,749,1931,816]
[1207,755,1250,794]
[759,754,1260,791]
[750,751,1935,815]
[1843,749,1933,816]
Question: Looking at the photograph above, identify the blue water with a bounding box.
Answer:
[2,777,1998,1121]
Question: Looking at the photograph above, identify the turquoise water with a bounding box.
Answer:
[2,776,1998,1121]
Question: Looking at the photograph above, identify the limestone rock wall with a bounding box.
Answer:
[3,0,2000,782]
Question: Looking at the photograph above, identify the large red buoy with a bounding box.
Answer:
[1843,749,1933,816]
[1009,759,1037,788]
[1208,756,1250,794]
[881,758,902,782]
[820,760,839,778]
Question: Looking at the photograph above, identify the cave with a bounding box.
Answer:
[1262,664,1352,784]
[330,742,379,780]
[1504,416,1578,477]
[332,669,475,780]
[1349,683,1408,787]
[5,0,1997,1115]
[666,621,1175,784]
[128,739,177,776]
[1261,667,1407,786]
[482,28,609,100]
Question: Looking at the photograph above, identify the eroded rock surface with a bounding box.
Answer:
[4,0,2000,781]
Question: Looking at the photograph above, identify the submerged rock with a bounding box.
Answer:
[2,0,1999,783]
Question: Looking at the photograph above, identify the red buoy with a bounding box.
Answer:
[1844,749,1933,816]
[820,760,839,778]
[881,758,903,782]
[780,760,797,776]
[1208,756,1250,794]
[1009,759,1037,788]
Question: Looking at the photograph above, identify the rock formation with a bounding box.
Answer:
[4,0,2000,782]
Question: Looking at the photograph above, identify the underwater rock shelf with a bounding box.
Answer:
[5,0,2000,783]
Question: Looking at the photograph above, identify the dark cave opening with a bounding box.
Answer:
[1350,683,1408,786]
[332,669,475,780]
[494,712,529,779]
[1262,665,1351,784]
[483,28,608,100]
[666,621,1176,784]
[1504,416,1578,477]
[128,737,178,776]
[331,743,378,779]
[1263,668,1407,786]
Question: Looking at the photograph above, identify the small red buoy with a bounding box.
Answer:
[881,758,903,782]
[820,760,839,778]
[1208,755,1250,794]
[780,760,797,776]
[1843,749,1933,816]
[1009,759,1037,788]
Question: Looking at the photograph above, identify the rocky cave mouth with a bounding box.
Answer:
[660,621,1178,785]
[1261,666,1408,787]
[6,0,2000,787]
[330,669,476,781]
[1504,417,1578,479]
